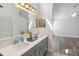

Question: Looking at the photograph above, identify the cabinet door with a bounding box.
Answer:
[32,52,36,56]
[39,47,44,56]
[43,43,48,55]
[39,39,48,56]
[36,48,40,56]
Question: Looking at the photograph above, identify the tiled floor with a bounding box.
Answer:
[59,36,79,56]
[46,51,66,56]
[47,36,79,56]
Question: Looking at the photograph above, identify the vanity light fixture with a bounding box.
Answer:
[16,3,36,15]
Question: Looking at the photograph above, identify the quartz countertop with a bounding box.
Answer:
[0,35,47,56]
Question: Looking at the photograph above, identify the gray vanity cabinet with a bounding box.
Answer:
[39,46,44,56]
[22,37,48,56]
[39,38,48,56]
[39,44,47,56]
[22,45,36,56]
[36,48,40,56]
[35,37,48,56]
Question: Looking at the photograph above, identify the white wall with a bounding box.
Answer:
[53,3,79,38]
[38,3,54,51]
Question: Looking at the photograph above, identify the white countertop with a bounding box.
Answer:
[0,36,47,56]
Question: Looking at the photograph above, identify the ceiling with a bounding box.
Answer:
[52,3,79,20]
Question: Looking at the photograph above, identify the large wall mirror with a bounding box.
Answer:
[0,3,29,39]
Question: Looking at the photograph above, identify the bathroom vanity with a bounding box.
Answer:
[22,36,48,56]
[0,36,48,56]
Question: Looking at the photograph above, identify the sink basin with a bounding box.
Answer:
[13,43,29,50]
[28,38,37,42]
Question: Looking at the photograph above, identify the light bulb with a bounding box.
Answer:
[20,3,24,6]
[25,4,29,8]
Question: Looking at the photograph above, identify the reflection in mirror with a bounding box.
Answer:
[36,18,46,28]
[0,15,13,39]
[18,9,29,33]
[0,3,29,39]
[0,3,36,39]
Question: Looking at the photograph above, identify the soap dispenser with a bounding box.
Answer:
[18,35,24,43]
[18,31,25,43]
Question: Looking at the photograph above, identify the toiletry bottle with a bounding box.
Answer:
[18,35,24,43]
